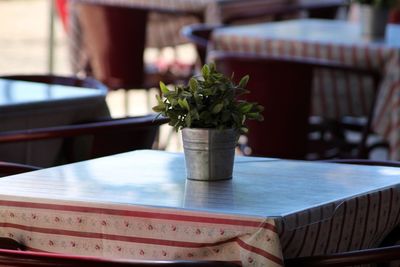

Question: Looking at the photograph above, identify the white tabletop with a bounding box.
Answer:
[214,19,400,48]
[2,150,400,219]
[0,78,110,167]
[0,78,106,109]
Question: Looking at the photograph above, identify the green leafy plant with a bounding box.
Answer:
[152,63,263,133]
[354,0,396,8]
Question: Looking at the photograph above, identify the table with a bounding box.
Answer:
[67,0,340,73]
[67,0,294,73]
[1,150,400,266]
[210,19,400,160]
[0,78,110,167]
[69,0,297,47]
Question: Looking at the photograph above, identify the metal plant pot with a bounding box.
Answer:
[360,4,389,39]
[182,128,238,181]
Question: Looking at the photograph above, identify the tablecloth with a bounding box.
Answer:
[211,19,400,159]
[0,150,400,266]
[0,197,283,267]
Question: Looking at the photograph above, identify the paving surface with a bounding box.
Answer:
[0,0,70,75]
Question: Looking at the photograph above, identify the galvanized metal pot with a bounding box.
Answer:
[182,128,238,181]
[360,5,389,39]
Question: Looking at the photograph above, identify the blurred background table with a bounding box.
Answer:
[67,0,345,72]
[211,19,400,159]
[0,150,399,265]
[0,78,109,167]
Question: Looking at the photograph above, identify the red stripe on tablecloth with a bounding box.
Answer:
[266,40,273,55]
[0,222,238,248]
[364,46,372,69]
[372,191,383,247]
[3,222,279,265]
[381,86,400,138]
[391,189,400,227]
[382,188,394,232]
[278,40,284,56]
[295,209,312,257]
[317,69,328,115]
[352,45,368,114]
[359,194,371,249]
[335,201,347,251]
[0,200,276,231]
[375,81,400,133]
[347,197,359,251]
[243,37,250,52]
[377,47,385,68]
[310,207,323,255]
[315,43,325,115]
[254,38,262,54]
[282,213,299,253]
[289,40,296,57]
[294,225,309,257]
[323,203,336,254]
[236,238,284,266]
[328,44,340,118]
[340,45,353,114]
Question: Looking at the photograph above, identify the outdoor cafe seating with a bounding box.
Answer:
[2,0,400,266]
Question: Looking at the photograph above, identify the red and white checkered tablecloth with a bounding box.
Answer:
[211,19,400,159]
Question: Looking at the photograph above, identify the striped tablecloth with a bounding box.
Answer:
[1,150,400,266]
[211,19,400,159]
[0,198,282,267]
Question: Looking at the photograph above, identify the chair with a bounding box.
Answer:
[210,51,381,159]
[0,161,40,177]
[0,115,169,165]
[0,74,108,93]
[75,3,194,114]
[285,244,400,267]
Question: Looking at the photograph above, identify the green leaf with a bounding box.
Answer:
[159,81,169,94]
[240,127,248,133]
[178,99,190,111]
[238,103,253,113]
[212,103,224,114]
[239,75,249,88]
[201,64,210,78]
[189,78,198,92]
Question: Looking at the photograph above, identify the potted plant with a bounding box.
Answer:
[355,0,396,38]
[153,63,263,181]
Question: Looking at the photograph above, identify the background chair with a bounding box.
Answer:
[75,3,195,114]
[0,115,169,166]
[210,51,381,159]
